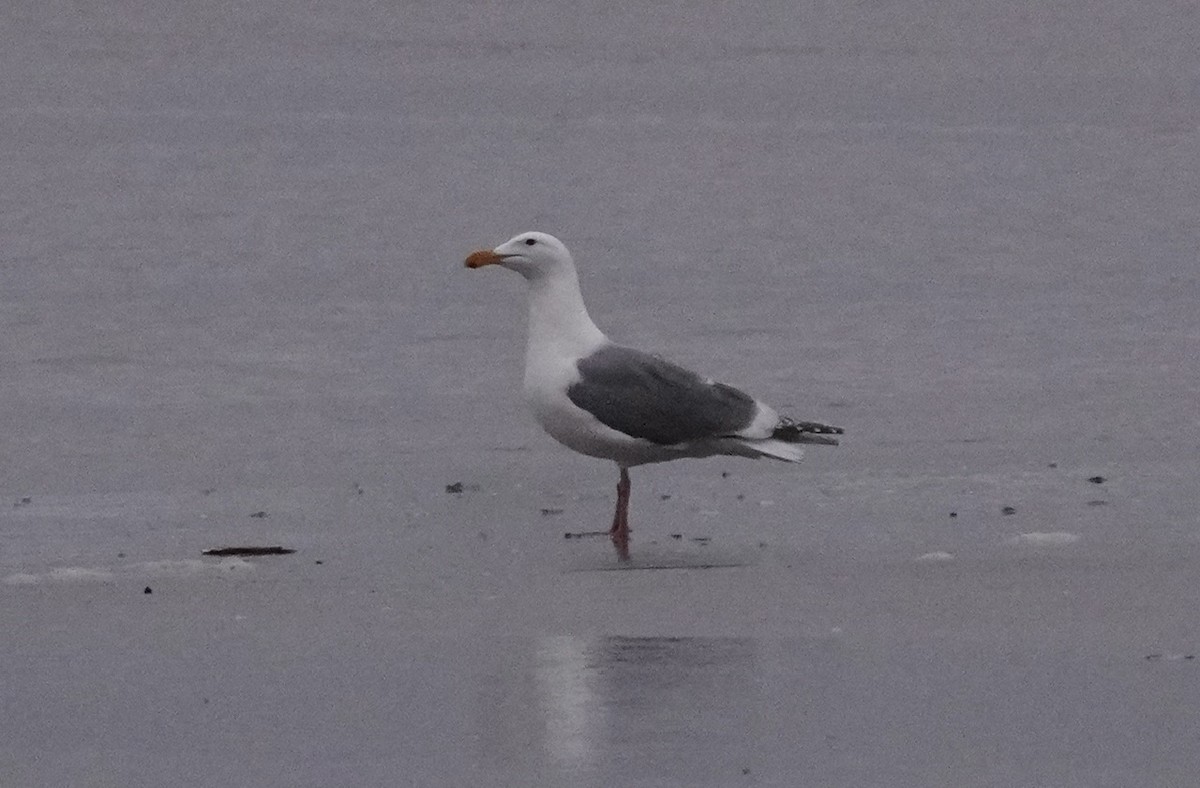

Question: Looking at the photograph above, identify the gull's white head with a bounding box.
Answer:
[464,231,575,282]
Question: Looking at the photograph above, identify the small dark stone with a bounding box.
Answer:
[1088,475,1106,484]
[721,471,731,478]
[540,507,564,516]
[117,552,126,558]
[445,482,464,494]
[949,511,958,518]
[670,533,683,540]
[659,494,671,500]
[143,586,152,594]
[314,560,324,565]
[736,494,745,500]
[1048,463,1058,469]
[249,510,267,518]
[563,532,575,539]
[1001,506,1017,515]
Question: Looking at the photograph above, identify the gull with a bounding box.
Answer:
[465,231,842,558]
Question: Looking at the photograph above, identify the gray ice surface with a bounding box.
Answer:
[3,2,1199,786]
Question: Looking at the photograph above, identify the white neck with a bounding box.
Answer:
[524,265,607,363]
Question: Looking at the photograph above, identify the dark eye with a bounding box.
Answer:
[524,238,536,246]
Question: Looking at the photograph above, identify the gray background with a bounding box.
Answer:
[2,1,1199,786]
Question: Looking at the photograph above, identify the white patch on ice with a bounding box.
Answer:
[916,551,956,562]
[208,557,256,574]
[1008,531,1081,546]
[4,566,116,584]
[1146,653,1195,662]
[136,560,211,576]
[3,557,255,585]
[135,558,254,576]
[48,567,117,582]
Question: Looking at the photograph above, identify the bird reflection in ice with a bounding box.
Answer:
[534,635,758,783]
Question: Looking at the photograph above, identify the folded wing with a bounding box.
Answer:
[567,344,758,445]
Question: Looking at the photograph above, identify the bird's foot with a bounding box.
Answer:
[608,519,632,562]
[610,529,631,562]
[561,527,631,561]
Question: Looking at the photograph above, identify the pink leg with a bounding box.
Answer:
[609,467,632,560]
[609,467,631,536]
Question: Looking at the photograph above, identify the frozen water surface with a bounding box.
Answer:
[2,1,1199,785]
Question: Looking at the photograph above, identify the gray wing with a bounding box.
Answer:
[566,344,758,445]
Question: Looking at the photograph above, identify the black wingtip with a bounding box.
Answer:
[773,418,844,444]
